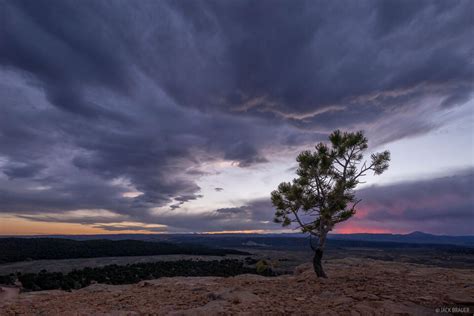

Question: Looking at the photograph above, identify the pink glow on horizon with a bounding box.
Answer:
[333,226,393,234]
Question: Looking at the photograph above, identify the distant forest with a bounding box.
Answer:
[0,259,271,291]
[0,238,248,264]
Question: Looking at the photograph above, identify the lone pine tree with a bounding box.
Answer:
[271,130,390,277]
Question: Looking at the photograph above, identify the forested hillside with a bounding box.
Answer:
[0,238,248,264]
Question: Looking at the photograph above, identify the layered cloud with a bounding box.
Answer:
[11,170,473,235]
[0,0,473,233]
[337,169,474,235]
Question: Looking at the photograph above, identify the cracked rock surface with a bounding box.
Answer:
[1,258,473,315]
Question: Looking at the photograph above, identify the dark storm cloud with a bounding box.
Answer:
[2,162,45,179]
[3,0,472,127]
[224,142,269,167]
[0,0,473,231]
[0,0,131,118]
[338,169,474,235]
[0,173,134,214]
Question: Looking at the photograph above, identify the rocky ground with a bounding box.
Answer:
[1,258,473,315]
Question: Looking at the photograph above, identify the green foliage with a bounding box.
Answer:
[3,260,261,292]
[255,259,276,276]
[271,130,390,240]
[0,274,15,285]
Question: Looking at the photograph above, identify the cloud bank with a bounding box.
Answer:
[0,0,473,233]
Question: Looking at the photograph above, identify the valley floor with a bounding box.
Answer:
[1,258,473,315]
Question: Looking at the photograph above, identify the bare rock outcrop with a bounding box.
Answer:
[1,258,473,315]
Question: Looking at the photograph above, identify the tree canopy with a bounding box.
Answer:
[271,130,390,277]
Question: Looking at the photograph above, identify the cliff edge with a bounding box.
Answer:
[1,258,473,315]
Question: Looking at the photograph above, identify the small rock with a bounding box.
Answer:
[294,263,312,275]
[332,296,353,306]
[137,281,151,288]
[366,294,379,300]
[319,290,337,299]
[206,292,221,300]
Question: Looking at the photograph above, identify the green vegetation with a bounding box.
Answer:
[255,259,276,276]
[0,238,248,264]
[272,130,390,277]
[0,259,269,291]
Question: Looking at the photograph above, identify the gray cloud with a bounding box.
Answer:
[6,170,473,234]
[0,0,472,232]
[338,169,474,235]
[92,225,167,233]
[12,198,278,233]
[2,162,45,179]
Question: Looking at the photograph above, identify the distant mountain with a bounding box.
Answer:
[2,231,473,247]
[328,231,474,246]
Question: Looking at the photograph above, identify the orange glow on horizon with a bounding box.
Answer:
[0,216,161,236]
[1,216,404,236]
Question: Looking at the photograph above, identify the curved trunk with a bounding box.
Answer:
[312,230,328,278]
[312,248,327,278]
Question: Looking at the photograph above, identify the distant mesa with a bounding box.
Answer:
[406,231,431,237]
[242,240,268,247]
[328,231,474,246]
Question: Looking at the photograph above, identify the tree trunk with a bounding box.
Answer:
[312,248,327,278]
[312,230,328,278]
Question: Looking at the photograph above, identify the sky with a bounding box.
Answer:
[0,0,473,236]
